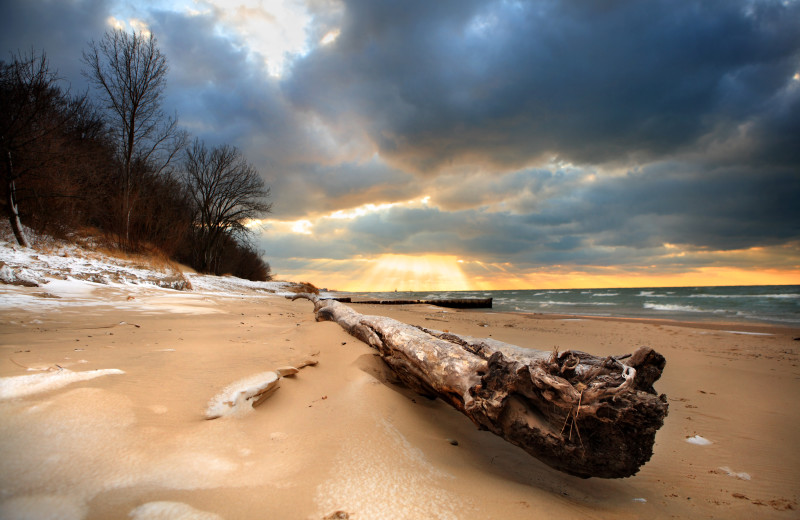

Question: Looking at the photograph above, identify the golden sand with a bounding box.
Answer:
[1,285,798,519]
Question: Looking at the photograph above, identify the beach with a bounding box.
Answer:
[1,277,799,519]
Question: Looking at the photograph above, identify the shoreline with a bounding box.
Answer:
[1,284,798,519]
[334,284,800,328]
[339,297,800,336]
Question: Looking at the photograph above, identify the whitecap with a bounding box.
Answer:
[722,330,774,336]
[644,302,703,313]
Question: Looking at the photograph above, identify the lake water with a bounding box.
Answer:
[336,285,800,326]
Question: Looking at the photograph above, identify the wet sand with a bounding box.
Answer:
[1,285,798,519]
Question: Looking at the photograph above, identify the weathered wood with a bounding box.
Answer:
[293,295,668,478]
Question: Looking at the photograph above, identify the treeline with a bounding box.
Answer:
[0,30,273,281]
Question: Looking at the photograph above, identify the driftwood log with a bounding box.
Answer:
[293,295,668,478]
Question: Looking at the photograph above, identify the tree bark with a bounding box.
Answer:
[294,295,668,479]
[4,151,30,247]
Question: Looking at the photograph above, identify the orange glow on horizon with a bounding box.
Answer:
[471,266,800,291]
[279,262,800,292]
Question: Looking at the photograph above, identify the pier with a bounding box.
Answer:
[324,297,493,309]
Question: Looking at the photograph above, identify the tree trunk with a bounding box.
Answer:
[4,151,30,247]
[293,295,669,479]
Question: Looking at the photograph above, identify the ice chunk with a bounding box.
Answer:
[719,466,751,480]
[685,435,713,446]
[205,371,281,419]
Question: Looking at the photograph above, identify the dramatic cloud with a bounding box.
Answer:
[2,0,798,289]
[286,0,800,171]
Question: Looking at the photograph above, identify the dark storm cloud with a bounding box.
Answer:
[260,156,799,272]
[284,0,800,263]
[303,158,417,210]
[0,0,110,91]
[287,0,800,171]
[581,163,800,250]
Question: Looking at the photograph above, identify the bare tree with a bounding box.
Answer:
[0,50,88,246]
[182,139,272,274]
[82,29,186,249]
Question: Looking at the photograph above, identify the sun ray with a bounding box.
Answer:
[360,254,471,292]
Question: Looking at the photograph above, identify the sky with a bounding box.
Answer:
[2,0,799,291]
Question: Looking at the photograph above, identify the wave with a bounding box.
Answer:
[637,291,666,297]
[722,330,774,336]
[643,303,706,313]
[539,301,617,307]
[688,293,800,299]
[592,292,619,297]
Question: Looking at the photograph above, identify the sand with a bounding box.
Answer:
[1,283,798,519]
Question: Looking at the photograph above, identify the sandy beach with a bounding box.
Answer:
[1,278,799,519]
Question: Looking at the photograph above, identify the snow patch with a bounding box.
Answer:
[0,369,125,400]
[128,501,223,520]
[0,493,88,520]
[0,263,39,286]
[41,278,98,298]
[718,466,751,480]
[685,435,713,446]
[205,371,281,419]
[1,236,303,315]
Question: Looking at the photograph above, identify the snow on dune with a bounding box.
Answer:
[0,231,303,312]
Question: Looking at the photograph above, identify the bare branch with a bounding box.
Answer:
[182,139,272,273]
[81,29,184,248]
